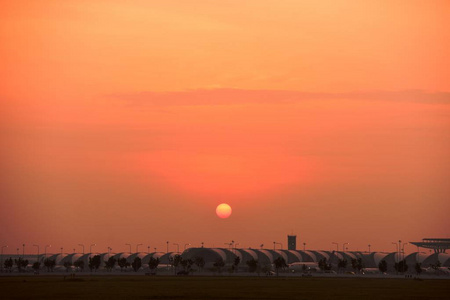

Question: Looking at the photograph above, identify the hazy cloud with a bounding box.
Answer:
[110,89,450,107]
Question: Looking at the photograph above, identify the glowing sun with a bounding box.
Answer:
[216,203,232,219]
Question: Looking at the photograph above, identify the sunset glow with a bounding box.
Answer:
[0,0,449,254]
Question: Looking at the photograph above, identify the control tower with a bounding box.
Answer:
[287,235,297,250]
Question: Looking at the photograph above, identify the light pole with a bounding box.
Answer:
[402,243,407,261]
[392,242,399,274]
[201,242,204,248]
[398,240,402,272]
[125,243,131,254]
[45,245,51,257]
[392,242,399,262]
[233,243,240,254]
[166,241,169,253]
[22,244,25,258]
[184,243,191,250]
[147,246,150,254]
[368,244,371,253]
[303,243,306,251]
[16,248,19,255]
[173,243,179,253]
[90,244,96,256]
[60,247,63,256]
[1,245,8,272]
[332,242,339,251]
[343,243,349,253]
[401,242,408,272]
[136,244,143,253]
[33,245,39,264]
[78,244,85,255]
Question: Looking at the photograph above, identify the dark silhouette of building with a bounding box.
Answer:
[410,238,450,253]
[287,235,296,250]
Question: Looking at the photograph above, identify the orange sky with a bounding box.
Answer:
[1,1,449,254]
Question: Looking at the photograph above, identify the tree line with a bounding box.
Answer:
[2,255,443,275]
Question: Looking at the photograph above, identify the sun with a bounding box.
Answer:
[216,203,232,219]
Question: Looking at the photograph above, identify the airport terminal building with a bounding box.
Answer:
[2,237,449,273]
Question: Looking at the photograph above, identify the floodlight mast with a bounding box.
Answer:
[45,245,51,257]
[90,244,96,257]
[33,245,39,261]
[343,243,349,253]
[332,242,339,251]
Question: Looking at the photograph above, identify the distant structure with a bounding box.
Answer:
[287,235,297,250]
[410,238,450,253]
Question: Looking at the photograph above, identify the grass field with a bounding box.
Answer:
[1,275,449,299]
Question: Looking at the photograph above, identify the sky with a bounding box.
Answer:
[1,0,449,255]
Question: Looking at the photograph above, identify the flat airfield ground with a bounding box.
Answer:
[1,276,449,299]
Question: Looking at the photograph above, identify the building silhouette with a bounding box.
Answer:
[410,238,450,253]
[288,235,297,250]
